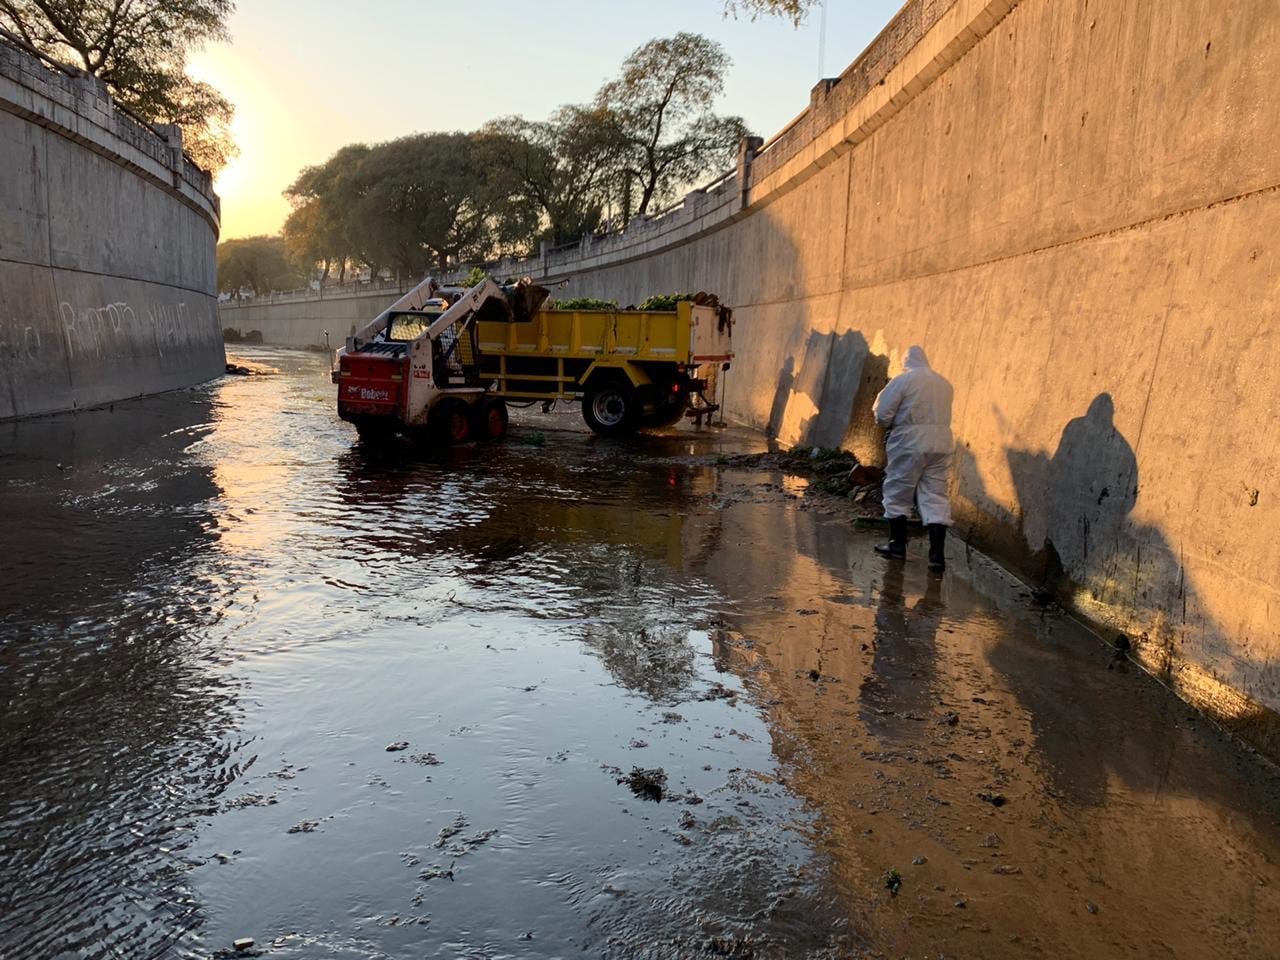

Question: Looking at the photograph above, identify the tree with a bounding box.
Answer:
[352,133,500,274]
[477,106,623,247]
[0,0,236,171]
[216,236,306,295]
[284,143,375,280]
[287,134,511,278]
[595,33,748,218]
[721,0,817,25]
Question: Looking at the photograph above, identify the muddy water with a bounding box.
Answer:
[1,348,1277,959]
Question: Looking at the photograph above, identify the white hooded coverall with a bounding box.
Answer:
[872,345,954,526]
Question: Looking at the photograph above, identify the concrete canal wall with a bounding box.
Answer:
[220,0,1280,746]
[0,38,224,421]
[222,287,403,348]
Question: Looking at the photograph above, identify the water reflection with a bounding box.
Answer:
[328,439,728,702]
[0,388,239,959]
[696,492,1280,958]
[858,565,944,740]
[4,350,1279,960]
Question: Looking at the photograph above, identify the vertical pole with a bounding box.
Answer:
[818,0,828,79]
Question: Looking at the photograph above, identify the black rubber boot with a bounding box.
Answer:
[927,523,947,571]
[874,516,908,560]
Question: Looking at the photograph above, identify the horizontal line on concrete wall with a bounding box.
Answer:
[0,254,215,301]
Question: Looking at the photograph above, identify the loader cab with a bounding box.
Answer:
[384,299,449,342]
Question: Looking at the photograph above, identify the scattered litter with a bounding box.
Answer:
[977,791,1007,807]
[700,682,738,703]
[419,863,455,882]
[434,814,468,848]
[287,820,322,834]
[884,869,903,896]
[618,766,668,802]
[939,711,960,726]
[233,937,256,952]
[385,741,410,752]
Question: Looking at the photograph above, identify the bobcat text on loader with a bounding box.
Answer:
[333,276,734,444]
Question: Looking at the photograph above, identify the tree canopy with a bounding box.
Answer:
[216,236,306,295]
[596,33,746,217]
[722,0,818,25]
[0,0,236,171]
[279,31,749,281]
[477,106,622,246]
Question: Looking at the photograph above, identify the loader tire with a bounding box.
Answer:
[473,398,509,441]
[582,377,640,436]
[429,398,473,445]
[353,416,397,444]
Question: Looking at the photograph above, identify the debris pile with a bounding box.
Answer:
[714,447,885,506]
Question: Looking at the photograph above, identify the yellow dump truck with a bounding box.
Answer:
[476,296,733,434]
[335,277,734,441]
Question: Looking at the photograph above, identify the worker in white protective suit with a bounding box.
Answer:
[871,345,954,570]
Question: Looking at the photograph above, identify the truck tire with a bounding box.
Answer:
[583,377,640,436]
[429,398,473,445]
[642,391,689,429]
[473,398,509,441]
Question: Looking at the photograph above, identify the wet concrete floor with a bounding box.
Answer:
[1,347,1278,959]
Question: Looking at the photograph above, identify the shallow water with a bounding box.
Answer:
[1,347,1278,959]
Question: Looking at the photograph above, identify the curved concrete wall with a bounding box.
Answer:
[222,287,406,348]
[0,40,224,421]
[221,0,1280,744]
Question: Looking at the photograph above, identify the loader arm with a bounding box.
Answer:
[346,275,446,353]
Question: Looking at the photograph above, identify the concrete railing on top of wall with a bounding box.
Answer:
[0,38,220,230]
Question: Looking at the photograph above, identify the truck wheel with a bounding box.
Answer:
[642,392,689,429]
[429,398,473,445]
[473,398,509,441]
[583,377,640,436]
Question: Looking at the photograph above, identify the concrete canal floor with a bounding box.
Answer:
[2,347,1279,959]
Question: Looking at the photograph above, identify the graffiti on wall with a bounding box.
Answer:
[57,299,201,360]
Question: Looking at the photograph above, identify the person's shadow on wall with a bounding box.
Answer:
[957,393,1274,777]
[1004,393,1140,591]
[766,329,886,456]
[767,355,796,440]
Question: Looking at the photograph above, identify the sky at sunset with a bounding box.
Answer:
[188,0,904,240]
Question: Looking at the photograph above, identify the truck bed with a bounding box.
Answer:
[476,302,731,365]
